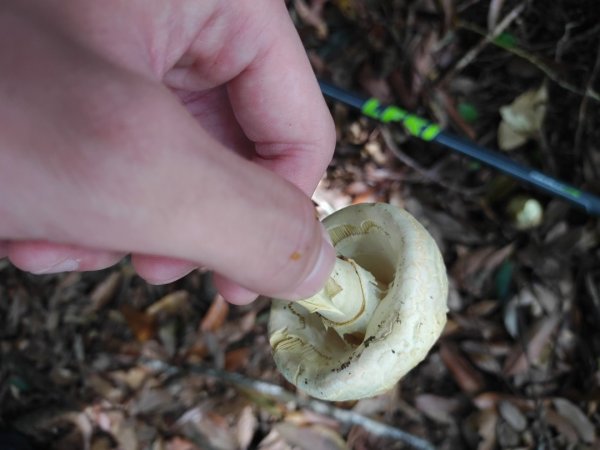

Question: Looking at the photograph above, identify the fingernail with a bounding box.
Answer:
[31,258,80,274]
[289,224,336,300]
[144,266,196,285]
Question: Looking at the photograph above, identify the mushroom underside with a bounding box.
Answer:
[269,204,448,401]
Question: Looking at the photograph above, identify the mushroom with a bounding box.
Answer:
[268,203,448,401]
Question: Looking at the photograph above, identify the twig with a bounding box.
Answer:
[554,22,577,63]
[437,3,526,86]
[585,273,600,324]
[141,358,437,450]
[511,287,559,449]
[380,127,479,196]
[574,41,600,178]
[458,21,600,103]
[487,0,506,31]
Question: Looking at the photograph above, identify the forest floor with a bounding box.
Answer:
[2,1,600,449]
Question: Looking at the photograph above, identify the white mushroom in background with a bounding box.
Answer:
[268,203,448,401]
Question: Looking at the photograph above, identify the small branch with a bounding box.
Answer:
[458,21,600,103]
[574,41,600,178]
[142,358,437,450]
[380,127,479,197]
[437,3,526,86]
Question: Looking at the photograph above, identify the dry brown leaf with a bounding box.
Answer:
[58,412,94,450]
[487,0,505,30]
[452,314,506,341]
[363,140,388,166]
[158,319,178,356]
[358,66,393,103]
[224,347,251,372]
[545,407,580,445]
[332,0,363,20]
[482,243,515,272]
[109,367,149,391]
[473,392,503,410]
[175,408,239,450]
[200,294,229,332]
[503,315,560,376]
[411,31,439,96]
[466,300,500,317]
[88,271,122,312]
[345,181,370,196]
[285,410,340,430]
[440,343,486,393]
[496,419,520,448]
[531,283,561,314]
[352,390,396,417]
[120,305,156,342]
[216,309,258,348]
[498,400,527,432]
[275,423,349,450]
[54,271,82,293]
[498,84,548,151]
[91,435,113,450]
[50,366,77,386]
[86,374,124,403]
[475,409,498,450]
[165,437,200,450]
[258,429,294,450]
[346,121,370,145]
[87,408,121,435]
[450,244,514,294]
[294,0,328,39]
[147,290,190,317]
[132,387,176,415]
[553,398,596,444]
[472,392,536,412]
[441,317,461,336]
[236,406,258,450]
[112,419,139,450]
[414,394,461,424]
[452,246,496,282]
[351,190,379,205]
[313,180,352,216]
[461,341,503,374]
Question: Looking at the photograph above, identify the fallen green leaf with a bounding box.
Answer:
[458,102,479,123]
[494,32,518,49]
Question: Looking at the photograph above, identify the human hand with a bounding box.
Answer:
[0,0,336,304]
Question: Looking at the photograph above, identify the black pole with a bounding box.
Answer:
[318,80,600,216]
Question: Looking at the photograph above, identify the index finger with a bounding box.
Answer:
[225,0,336,195]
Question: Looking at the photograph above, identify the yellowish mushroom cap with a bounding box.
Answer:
[268,203,448,401]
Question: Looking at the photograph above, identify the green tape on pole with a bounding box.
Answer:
[360,98,441,141]
[381,106,407,122]
[362,98,381,119]
[420,123,442,141]
[402,116,440,140]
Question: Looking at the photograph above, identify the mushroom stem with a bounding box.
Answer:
[296,256,383,339]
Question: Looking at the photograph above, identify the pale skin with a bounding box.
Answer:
[0,0,336,304]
